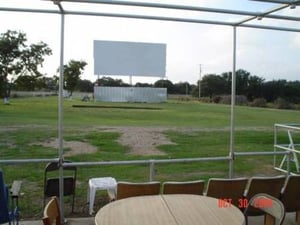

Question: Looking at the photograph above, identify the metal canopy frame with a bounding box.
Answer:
[1,0,299,222]
[1,1,300,32]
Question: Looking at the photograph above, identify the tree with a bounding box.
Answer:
[262,80,287,102]
[235,69,251,95]
[154,79,175,94]
[76,79,94,92]
[135,82,153,87]
[63,60,87,97]
[246,75,265,101]
[174,82,191,95]
[201,74,226,99]
[284,81,300,103]
[14,75,36,91]
[96,76,129,87]
[0,30,52,103]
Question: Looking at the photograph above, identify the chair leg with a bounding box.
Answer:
[71,194,75,213]
[296,211,300,225]
[264,214,275,225]
[244,215,248,225]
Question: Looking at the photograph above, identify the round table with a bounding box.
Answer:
[95,194,245,225]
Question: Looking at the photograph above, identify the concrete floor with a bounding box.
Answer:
[18,217,94,225]
[15,212,298,225]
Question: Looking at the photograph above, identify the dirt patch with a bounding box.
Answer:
[106,127,176,156]
[35,138,98,156]
[34,127,176,156]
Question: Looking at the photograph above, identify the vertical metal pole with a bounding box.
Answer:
[273,124,277,168]
[229,26,237,178]
[58,9,65,224]
[198,64,202,99]
[149,160,155,181]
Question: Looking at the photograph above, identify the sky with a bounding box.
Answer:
[0,0,299,84]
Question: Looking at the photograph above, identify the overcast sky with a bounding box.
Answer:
[0,0,299,84]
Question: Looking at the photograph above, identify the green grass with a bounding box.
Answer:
[2,96,298,127]
[0,96,299,218]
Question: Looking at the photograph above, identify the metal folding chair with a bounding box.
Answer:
[43,162,77,213]
[244,193,285,225]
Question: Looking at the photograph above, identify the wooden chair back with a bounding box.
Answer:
[243,176,286,215]
[280,175,300,223]
[206,177,248,208]
[42,196,61,225]
[116,181,160,200]
[244,193,285,225]
[162,180,205,195]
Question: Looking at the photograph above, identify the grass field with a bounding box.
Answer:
[0,96,299,218]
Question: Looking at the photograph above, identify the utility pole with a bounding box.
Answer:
[198,64,202,99]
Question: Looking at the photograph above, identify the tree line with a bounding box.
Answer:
[93,73,300,108]
[1,30,299,108]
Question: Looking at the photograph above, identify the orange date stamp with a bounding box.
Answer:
[218,198,273,208]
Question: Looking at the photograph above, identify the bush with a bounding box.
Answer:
[212,96,221,103]
[235,95,248,105]
[250,98,267,108]
[219,95,231,105]
[294,104,300,110]
[219,95,248,105]
[199,97,211,103]
[274,98,291,109]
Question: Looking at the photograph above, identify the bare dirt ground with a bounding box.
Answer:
[35,138,98,156]
[106,127,175,155]
[6,125,271,156]
[36,126,176,156]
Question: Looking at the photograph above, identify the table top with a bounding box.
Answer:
[95,194,245,225]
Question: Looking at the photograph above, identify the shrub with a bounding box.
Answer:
[212,96,221,103]
[219,95,231,105]
[274,97,291,109]
[199,97,211,103]
[235,95,248,105]
[250,98,267,108]
[219,95,248,105]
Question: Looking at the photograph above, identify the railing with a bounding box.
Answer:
[0,151,290,181]
[274,123,300,174]
[0,149,291,220]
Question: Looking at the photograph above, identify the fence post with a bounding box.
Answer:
[149,160,155,181]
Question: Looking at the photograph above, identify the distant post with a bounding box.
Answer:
[198,64,202,99]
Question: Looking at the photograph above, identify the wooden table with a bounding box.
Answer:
[95,194,245,225]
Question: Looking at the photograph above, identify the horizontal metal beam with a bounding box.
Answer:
[250,0,300,4]
[63,156,231,168]
[1,5,299,33]
[46,0,300,22]
[0,158,59,164]
[66,10,235,26]
[274,123,300,130]
[236,4,290,25]
[240,23,300,32]
[0,7,60,14]
[65,10,300,33]
[234,151,288,156]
